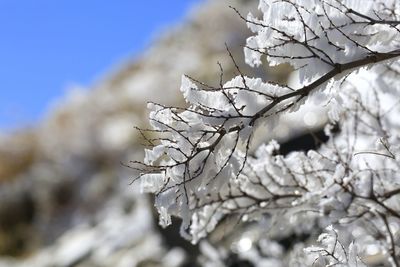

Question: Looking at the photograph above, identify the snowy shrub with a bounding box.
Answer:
[131,0,400,265]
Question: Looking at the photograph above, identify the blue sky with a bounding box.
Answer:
[0,0,201,130]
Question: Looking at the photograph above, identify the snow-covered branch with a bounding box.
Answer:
[130,0,400,265]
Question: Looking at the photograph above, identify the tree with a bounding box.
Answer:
[131,0,400,266]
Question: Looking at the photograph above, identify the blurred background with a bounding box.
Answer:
[0,1,319,266]
[0,0,200,130]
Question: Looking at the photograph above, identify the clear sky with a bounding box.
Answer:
[0,0,201,130]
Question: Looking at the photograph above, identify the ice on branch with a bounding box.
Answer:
[302,226,367,267]
[131,0,400,265]
[245,0,400,83]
